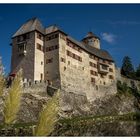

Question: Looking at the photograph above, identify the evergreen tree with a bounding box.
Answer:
[136,64,140,79]
[121,56,135,78]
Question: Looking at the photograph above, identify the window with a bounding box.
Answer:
[26,33,30,39]
[46,33,58,41]
[41,61,43,65]
[96,85,98,90]
[67,40,82,53]
[40,73,43,81]
[37,43,43,51]
[64,66,66,71]
[18,43,26,52]
[37,33,43,40]
[68,61,70,65]
[46,58,53,64]
[89,62,97,68]
[17,33,30,42]
[90,70,98,76]
[102,65,108,70]
[46,45,59,52]
[89,62,92,66]
[109,75,114,79]
[109,68,113,72]
[91,77,95,83]
[100,74,104,78]
[67,50,70,56]
[61,57,66,63]
[66,50,82,62]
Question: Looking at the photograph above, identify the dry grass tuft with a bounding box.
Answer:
[0,75,5,97]
[3,70,22,125]
[34,90,60,136]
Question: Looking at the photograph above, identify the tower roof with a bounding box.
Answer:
[45,25,67,35]
[12,17,45,38]
[82,31,100,40]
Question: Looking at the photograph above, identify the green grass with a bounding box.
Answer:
[0,112,140,136]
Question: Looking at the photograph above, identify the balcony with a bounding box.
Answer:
[98,62,109,74]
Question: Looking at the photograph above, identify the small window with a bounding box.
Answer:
[102,65,108,70]
[46,58,53,64]
[37,43,43,51]
[64,66,66,71]
[91,77,95,83]
[41,61,43,65]
[37,33,43,40]
[109,68,113,72]
[100,74,104,78]
[96,85,98,90]
[55,34,58,38]
[109,75,114,79]
[18,43,26,52]
[61,57,66,63]
[26,33,30,39]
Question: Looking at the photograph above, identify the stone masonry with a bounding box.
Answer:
[10,17,117,101]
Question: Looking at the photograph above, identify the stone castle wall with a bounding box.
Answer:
[116,68,140,90]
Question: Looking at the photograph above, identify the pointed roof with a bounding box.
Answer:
[82,31,100,40]
[45,25,59,34]
[45,25,67,35]
[12,17,45,38]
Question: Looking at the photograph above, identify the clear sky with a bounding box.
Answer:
[0,4,140,74]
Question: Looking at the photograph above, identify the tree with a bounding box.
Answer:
[136,64,140,80]
[121,56,135,78]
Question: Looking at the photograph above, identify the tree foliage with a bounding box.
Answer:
[136,64,140,79]
[121,56,135,78]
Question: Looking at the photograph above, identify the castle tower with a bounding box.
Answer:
[11,18,45,82]
[82,32,100,49]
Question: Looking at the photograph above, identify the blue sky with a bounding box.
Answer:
[0,4,140,74]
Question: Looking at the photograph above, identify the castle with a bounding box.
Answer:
[11,18,116,100]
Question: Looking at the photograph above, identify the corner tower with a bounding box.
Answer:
[11,18,45,82]
[82,32,100,49]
